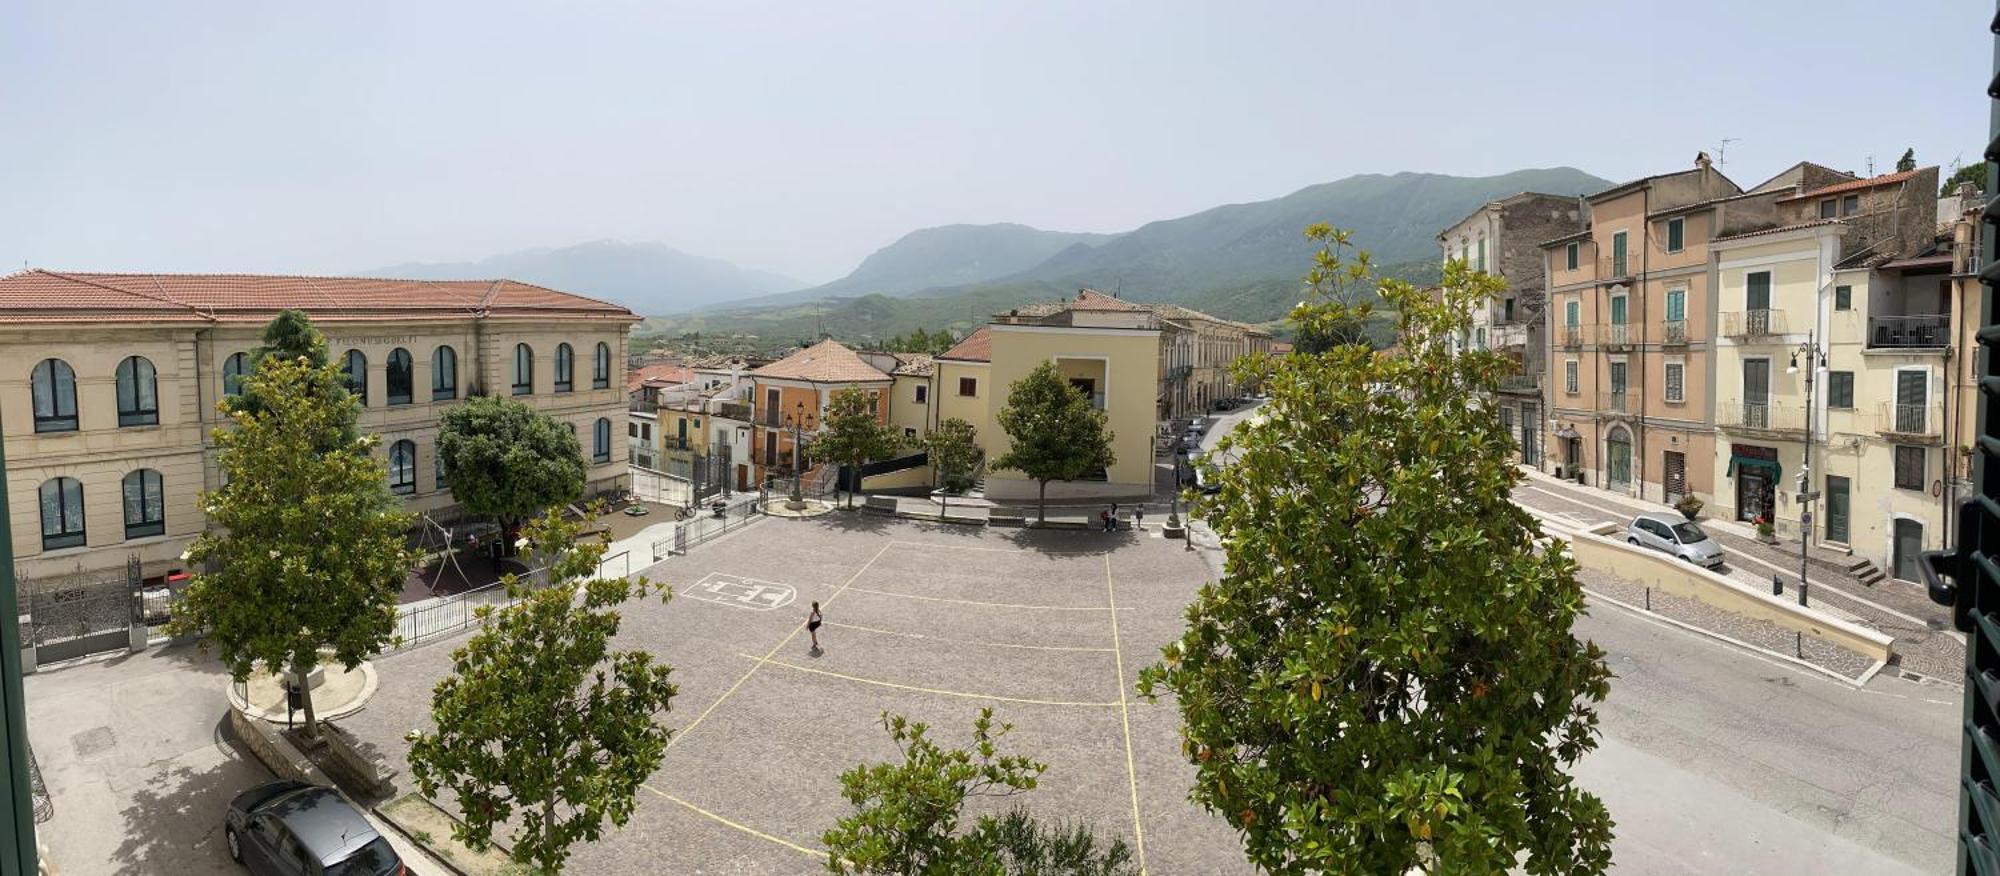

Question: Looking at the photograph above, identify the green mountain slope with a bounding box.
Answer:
[365,239,801,314]
[730,223,1117,309]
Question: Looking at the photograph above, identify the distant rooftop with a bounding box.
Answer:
[0,269,634,324]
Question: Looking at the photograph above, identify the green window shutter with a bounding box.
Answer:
[1835,285,1852,310]
[1666,290,1686,321]
[1667,218,1684,252]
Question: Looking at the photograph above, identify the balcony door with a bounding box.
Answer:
[1825,475,1851,545]
[1746,271,1772,334]
[1605,426,1633,491]
[1608,361,1628,412]
[1895,370,1929,433]
[1743,359,1770,428]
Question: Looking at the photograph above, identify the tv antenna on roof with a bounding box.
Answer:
[1718,137,1738,166]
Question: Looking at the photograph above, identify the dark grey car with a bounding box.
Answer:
[225,781,403,875]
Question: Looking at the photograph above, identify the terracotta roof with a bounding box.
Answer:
[749,338,892,383]
[1070,288,1144,311]
[1712,218,1846,243]
[0,270,635,325]
[938,327,992,362]
[626,364,694,393]
[890,353,935,377]
[1539,228,1594,248]
[1777,169,1922,202]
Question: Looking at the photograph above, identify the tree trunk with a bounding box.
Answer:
[1037,480,1048,524]
[293,659,319,740]
[940,491,948,521]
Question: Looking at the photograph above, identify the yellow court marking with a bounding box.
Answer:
[669,541,894,750]
[823,620,1118,653]
[840,585,1131,612]
[1105,554,1150,875]
[740,653,1125,708]
[641,784,824,860]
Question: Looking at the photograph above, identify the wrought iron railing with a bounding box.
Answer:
[1721,309,1787,338]
[1598,390,1628,414]
[1602,322,1632,348]
[1867,314,1950,348]
[1880,401,1936,436]
[1662,319,1688,345]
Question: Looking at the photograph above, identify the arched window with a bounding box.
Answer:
[512,344,534,395]
[434,446,449,491]
[39,477,84,549]
[593,417,611,463]
[31,358,78,433]
[554,343,575,393]
[593,342,612,389]
[389,439,416,495]
[223,351,250,397]
[115,356,159,426]
[432,346,457,401]
[344,350,368,406]
[386,348,413,406]
[122,469,165,539]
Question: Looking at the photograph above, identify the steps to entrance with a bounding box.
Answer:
[1848,558,1887,587]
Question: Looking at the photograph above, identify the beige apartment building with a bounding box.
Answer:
[0,271,637,590]
[1000,290,1268,422]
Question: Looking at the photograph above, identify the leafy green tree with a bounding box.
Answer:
[1896,148,1916,173]
[168,349,410,739]
[1290,224,1382,354]
[226,310,358,445]
[809,387,904,508]
[437,396,587,545]
[1138,242,1616,874]
[823,708,1136,876]
[407,508,677,874]
[990,361,1115,524]
[1943,161,1989,196]
[923,417,983,519]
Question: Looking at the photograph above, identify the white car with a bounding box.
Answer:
[1625,512,1725,569]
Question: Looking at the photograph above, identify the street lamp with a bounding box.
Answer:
[783,401,817,510]
[1786,331,1826,606]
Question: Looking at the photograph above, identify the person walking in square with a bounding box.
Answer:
[807,602,823,652]
[1133,505,1145,532]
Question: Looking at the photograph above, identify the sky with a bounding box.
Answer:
[0,1,1987,286]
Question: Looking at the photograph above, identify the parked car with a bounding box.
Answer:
[1213,397,1236,411]
[226,781,404,875]
[1625,512,1725,569]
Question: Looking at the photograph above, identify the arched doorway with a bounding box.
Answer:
[1605,425,1633,493]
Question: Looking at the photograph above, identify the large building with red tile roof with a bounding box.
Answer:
[745,339,896,484]
[0,270,638,607]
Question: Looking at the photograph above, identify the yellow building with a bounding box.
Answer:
[0,270,636,590]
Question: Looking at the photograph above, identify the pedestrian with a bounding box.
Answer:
[1100,508,1113,532]
[1133,506,1145,531]
[807,602,823,652]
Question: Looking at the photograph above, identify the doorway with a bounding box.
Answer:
[1892,518,1924,582]
[1663,451,1686,503]
[1737,471,1771,523]
[1825,475,1851,545]
[1605,427,1632,492]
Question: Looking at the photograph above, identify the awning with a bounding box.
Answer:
[1554,426,1581,440]
[1725,454,1781,481]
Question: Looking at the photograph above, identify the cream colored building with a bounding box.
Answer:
[0,271,636,588]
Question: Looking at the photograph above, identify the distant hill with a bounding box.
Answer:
[662,167,1609,341]
[732,223,1117,309]
[364,240,802,314]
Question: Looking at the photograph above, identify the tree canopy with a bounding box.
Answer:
[168,345,410,738]
[1138,238,1615,874]
[407,508,677,873]
[437,396,587,534]
[924,417,983,493]
[1896,148,1917,173]
[1943,160,1989,196]
[810,387,905,508]
[990,361,1116,523]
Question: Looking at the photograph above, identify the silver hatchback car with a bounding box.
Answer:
[1625,512,1725,569]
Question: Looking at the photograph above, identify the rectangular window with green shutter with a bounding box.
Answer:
[1666,217,1684,253]
[1828,371,1854,408]
[1835,285,1852,311]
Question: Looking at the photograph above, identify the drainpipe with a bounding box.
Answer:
[1638,185,1650,500]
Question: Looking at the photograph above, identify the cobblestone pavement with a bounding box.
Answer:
[1511,475,1966,683]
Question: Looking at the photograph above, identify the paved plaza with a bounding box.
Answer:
[338,512,1252,874]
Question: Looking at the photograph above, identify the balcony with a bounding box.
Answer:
[1560,324,1588,348]
[1720,309,1789,340]
[1662,319,1689,346]
[1877,402,1942,442]
[1597,390,1630,415]
[1601,322,1634,350]
[1718,399,1806,437]
[713,400,752,422]
[1599,254,1635,281]
[1497,374,1540,395]
[1489,323,1529,350]
[1867,314,1950,350]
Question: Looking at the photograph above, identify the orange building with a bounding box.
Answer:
[746,339,894,485]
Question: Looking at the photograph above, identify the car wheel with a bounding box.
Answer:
[226,825,242,862]
[1627,537,1641,546]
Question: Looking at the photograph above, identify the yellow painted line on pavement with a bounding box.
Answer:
[840,585,1130,611]
[822,620,1117,653]
[669,541,894,750]
[641,784,824,859]
[1104,554,1150,875]
[739,653,1123,708]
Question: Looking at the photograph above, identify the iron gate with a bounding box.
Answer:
[23,558,136,665]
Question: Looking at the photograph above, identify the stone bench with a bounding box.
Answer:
[987,507,1026,528]
[863,495,898,515]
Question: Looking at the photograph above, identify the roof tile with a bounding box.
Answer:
[749,338,893,383]
[0,270,635,324]
[938,327,992,362]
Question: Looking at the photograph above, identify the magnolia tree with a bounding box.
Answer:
[437,396,586,548]
[407,508,677,873]
[811,387,905,508]
[169,319,409,739]
[1138,227,1616,874]
[991,362,1115,524]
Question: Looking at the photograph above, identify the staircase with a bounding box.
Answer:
[1848,558,1887,587]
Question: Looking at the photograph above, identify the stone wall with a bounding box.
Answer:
[226,707,330,786]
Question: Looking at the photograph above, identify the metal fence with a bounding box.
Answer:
[389,562,547,651]
[660,491,765,559]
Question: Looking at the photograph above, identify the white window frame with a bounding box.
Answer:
[1564,359,1579,394]
[1666,216,1685,253]
[1664,359,1685,403]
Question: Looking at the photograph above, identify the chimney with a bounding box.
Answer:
[1694,151,1712,172]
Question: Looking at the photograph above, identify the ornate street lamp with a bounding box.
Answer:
[1786,331,1826,606]
[783,401,817,511]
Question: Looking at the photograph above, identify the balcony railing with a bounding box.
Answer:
[1489,323,1529,349]
[1662,319,1688,346]
[1599,254,1634,280]
[1719,399,1804,434]
[1867,314,1950,349]
[1601,322,1633,349]
[1560,324,1587,348]
[1497,374,1540,394]
[1879,402,1938,438]
[713,400,752,422]
[1598,390,1630,414]
[1721,309,1789,339]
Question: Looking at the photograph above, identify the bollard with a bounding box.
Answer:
[1772,574,1783,597]
[1644,586,1651,611]
[1798,581,1809,608]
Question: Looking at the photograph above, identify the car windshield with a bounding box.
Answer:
[1671,522,1709,544]
[325,837,401,876]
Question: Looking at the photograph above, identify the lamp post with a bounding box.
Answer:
[783,401,816,511]
[1787,331,1825,607]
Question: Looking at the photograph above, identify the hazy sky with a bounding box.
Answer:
[1,1,1985,285]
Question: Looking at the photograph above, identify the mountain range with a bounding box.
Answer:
[363,239,802,314]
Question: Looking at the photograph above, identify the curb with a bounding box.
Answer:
[1582,587,1866,687]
